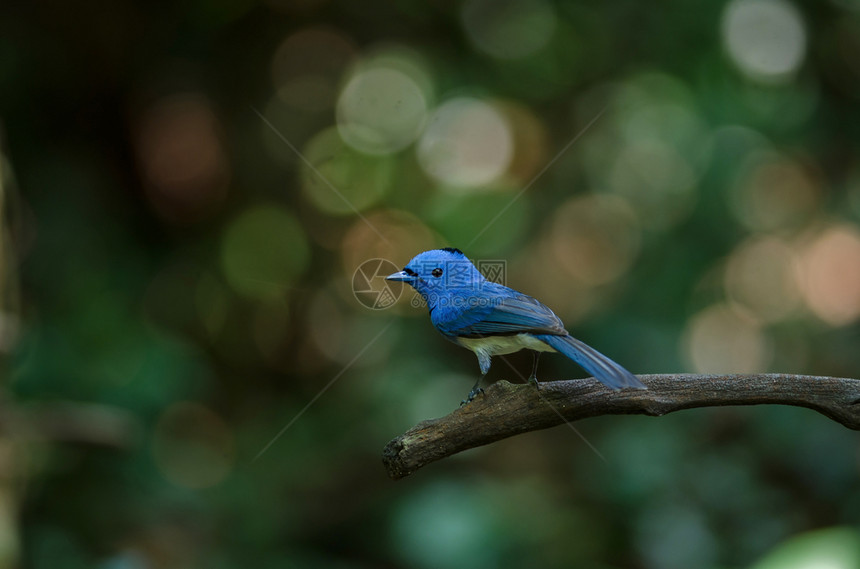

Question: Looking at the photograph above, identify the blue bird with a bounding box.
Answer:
[387,248,646,403]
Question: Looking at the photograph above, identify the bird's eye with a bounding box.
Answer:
[432,268,443,277]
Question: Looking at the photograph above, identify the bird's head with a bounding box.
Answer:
[386,248,485,297]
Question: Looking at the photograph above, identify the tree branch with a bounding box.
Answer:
[382,373,860,480]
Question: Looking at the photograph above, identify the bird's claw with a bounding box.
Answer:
[528,376,540,389]
[460,387,485,406]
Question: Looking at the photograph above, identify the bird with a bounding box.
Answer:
[386,248,646,404]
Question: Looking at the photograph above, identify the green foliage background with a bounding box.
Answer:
[3,0,860,567]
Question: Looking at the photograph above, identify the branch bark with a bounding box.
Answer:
[382,373,860,480]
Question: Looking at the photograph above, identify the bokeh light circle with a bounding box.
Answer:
[550,195,640,286]
[730,153,820,233]
[684,303,771,373]
[796,224,860,326]
[136,93,229,223]
[722,0,807,83]
[337,67,428,155]
[417,98,513,188]
[300,127,394,214]
[220,206,310,300]
[724,236,801,323]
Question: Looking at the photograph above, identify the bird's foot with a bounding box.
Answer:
[460,387,485,406]
[528,375,540,389]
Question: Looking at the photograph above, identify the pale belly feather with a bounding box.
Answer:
[456,334,557,357]
[454,333,560,375]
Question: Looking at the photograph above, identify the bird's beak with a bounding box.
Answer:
[386,270,414,282]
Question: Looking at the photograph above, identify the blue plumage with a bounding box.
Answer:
[387,248,645,403]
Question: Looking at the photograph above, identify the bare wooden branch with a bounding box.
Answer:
[382,373,860,480]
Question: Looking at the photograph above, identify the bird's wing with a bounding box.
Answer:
[435,286,567,338]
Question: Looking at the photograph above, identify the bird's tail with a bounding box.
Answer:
[534,334,646,390]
